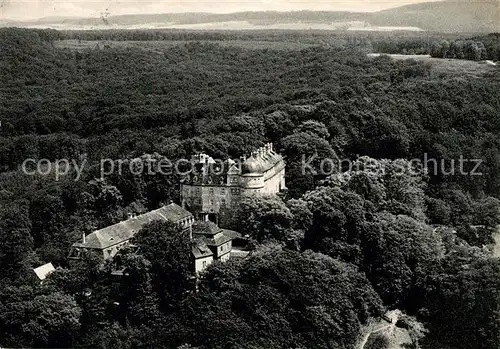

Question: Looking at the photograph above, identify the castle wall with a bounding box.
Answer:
[181,184,242,219]
[260,164,285,195]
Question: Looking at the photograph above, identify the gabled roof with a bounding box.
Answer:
[73,203,193,250]
[193,221,220,236]
[227,163,240,175]
[199,234,232,247]
[33,263,55,281]
[192,239,214,259]
[193,222,240,246]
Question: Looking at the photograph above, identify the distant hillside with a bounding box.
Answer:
[6,11,367,27]
[370,0,500,33]
[3,0,499,33]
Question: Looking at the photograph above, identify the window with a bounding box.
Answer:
[209,199,214,205]
[221,188,225,194]
[202,261,207,268]
[220,245,224,252]
[221,199,226,206]
[209,188,214,194]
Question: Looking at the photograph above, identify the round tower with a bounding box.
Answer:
[240,152,264,192]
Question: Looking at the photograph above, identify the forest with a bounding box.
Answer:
[1,27,500,348]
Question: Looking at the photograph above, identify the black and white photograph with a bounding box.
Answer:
[0,0,499,348]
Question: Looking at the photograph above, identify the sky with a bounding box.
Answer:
[0,0,444,21]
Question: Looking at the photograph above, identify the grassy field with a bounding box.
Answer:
[368,53,498,78]
[54,39,317,52]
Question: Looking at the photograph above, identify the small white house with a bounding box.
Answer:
[33,262,55,283]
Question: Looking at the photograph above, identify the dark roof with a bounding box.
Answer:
[222,229,242,240]
[192,239,214,259]
[193,222,237,246]
[201,234,232,247]
[193,221,220,236]
[73,203,193,250]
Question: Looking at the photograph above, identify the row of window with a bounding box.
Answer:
[209,187,225,194]
[209,199,226,206]
[184,187,241,195]
[190,198,227,206]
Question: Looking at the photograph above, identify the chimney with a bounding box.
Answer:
[82,233,86,244]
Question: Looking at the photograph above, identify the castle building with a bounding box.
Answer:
[180,143,286,223]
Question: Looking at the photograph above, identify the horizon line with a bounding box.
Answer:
[0,0,447,22]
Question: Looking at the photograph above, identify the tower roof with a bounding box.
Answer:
[241,155,264,175]
[241,144,283,175]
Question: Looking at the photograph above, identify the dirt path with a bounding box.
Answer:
[358,310,401,349]
[493,229,500,258]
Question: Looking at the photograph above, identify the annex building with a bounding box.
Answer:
[68,203,237,273]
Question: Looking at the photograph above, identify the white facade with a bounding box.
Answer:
[194,255,214,274]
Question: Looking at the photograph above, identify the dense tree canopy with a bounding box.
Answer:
[184,249,383,349]
[1,28,500,348]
